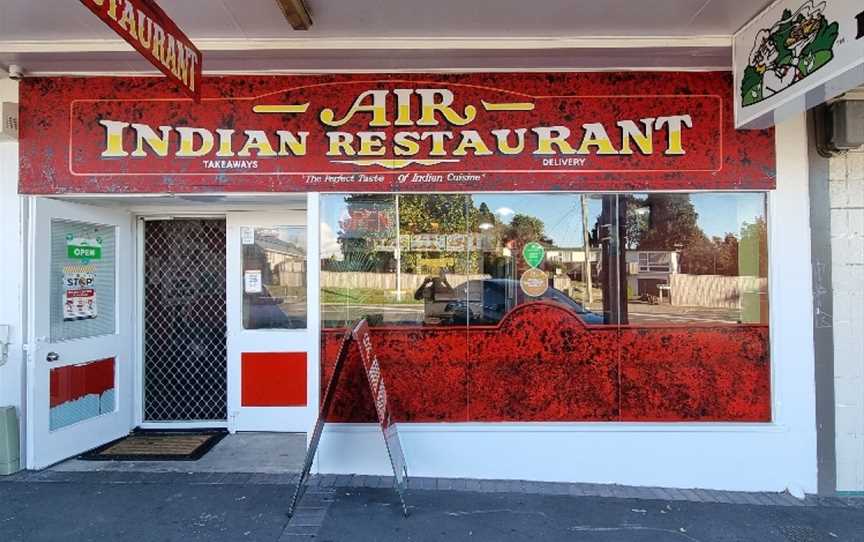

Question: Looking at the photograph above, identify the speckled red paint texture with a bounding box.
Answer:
[18,72,775,194]
[321,302,771,423]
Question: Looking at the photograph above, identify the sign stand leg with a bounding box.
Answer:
[288,330,351,517]
[288,319,411,517]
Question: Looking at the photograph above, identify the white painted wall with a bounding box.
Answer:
[830,149,864,492]
[0,78,23,468]
[316,114,818,493]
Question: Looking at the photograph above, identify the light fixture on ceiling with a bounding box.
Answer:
[275,0,313,30]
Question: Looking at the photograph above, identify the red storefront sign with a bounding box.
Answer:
[18,72,775,194]
[77,0,202,101]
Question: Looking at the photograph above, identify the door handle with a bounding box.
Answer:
[46,352,60,362]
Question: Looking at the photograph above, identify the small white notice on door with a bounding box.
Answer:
[244,270,262,293]
[240,226,255,245]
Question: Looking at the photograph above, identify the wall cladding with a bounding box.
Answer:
[830,149,864,491]
[321,302,771,423]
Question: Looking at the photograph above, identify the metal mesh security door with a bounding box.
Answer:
[144,219,227,421]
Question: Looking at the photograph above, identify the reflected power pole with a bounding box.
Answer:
[581,194,593,304]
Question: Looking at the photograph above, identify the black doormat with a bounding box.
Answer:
[78,429,228,461]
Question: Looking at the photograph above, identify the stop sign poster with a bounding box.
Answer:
[63,265,98,321]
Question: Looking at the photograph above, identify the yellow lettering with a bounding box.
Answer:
[357,131,387,156]
[175,127,214,158]
[419,131,453,156]
[327,132,355,156]
[416,89,476,126]
[151,24,166,64]
[107,0,120,20]
[175,41,188,85]
[137,12,152,49]
[130,123,171,157]
[452,130,492,156]
[393,89,413,126]
[393,132,421,156]
[617,118,655,155]
[531,126,576,155]
[186,50,199,92]
[276,131,308,156]
[576,123,618,155]
[164,35,178,76]
[655,115,693,155]
[320,90,389,127]
[237,130,277,157]
[117,1,137,38]
[215,129,235,157]
[99,120,129,157]
[491,128,526,155]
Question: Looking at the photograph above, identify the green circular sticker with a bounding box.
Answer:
[522,242,545,268]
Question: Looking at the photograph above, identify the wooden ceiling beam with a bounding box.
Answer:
[275,0,313,31]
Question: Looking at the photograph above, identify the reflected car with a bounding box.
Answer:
[436,278,605,325]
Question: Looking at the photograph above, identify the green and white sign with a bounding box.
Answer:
[522,242,545,268]
[734,0,864,128]
[66,236,102,260]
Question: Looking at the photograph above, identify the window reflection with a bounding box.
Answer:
[623,193,768,324]
[321,193,615,327]
[242,226,307,329]
[320,192,768,329]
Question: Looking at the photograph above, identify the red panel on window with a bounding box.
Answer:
[321,303,771,423]
[241,352,307,407]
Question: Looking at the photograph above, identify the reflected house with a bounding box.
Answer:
[255,234,306,290]
[625,250,681,300]
[243,231,307,329]
[546,246,600,280]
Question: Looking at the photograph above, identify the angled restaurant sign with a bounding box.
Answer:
[289,319,409,518]
[78,0,202,101]
[734,0,864,128]
[18,73,776,194]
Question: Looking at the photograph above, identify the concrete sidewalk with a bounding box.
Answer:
[1,470,862,541]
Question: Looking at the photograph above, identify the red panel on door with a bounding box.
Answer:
[241,352,307,407]
[49,357,115,408]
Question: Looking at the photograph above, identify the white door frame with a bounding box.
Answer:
[25,197,135,469]
[225,195,320,433]
[134,213,229,430]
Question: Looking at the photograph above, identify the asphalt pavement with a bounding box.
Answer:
[317,487,864,542]
[1,472,862,542]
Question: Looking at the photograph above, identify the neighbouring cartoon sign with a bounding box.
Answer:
[63,265,98,321]
[19,73,776,194]
[735,0,864,128]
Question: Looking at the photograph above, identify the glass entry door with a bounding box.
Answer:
[226,207,319,433]
[27,198,134,469]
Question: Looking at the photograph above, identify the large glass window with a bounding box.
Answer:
[623,193,768,324]
[321,192,768,328]
[320,191,772,424]
[242,225,307,329]
[320,193,625,327]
